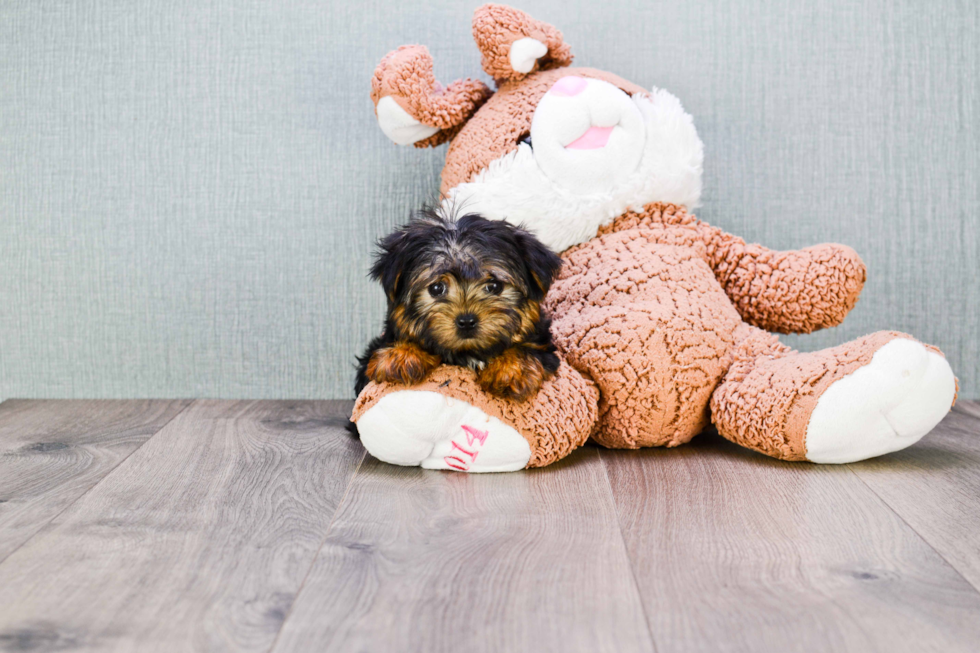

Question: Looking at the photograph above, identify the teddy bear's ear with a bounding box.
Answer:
[472,4,573,82]
[370,45,493,148]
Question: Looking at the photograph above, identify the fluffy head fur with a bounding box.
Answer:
[355,207,563,401]
[444,82,704,253]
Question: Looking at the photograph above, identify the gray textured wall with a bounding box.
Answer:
[1,0,977,400]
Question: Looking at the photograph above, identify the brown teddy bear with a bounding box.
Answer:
[353,4,957,472]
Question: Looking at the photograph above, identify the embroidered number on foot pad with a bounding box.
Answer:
[444,425,490,470]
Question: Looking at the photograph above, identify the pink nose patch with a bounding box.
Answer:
[566,125,615,150]
[550,76,587,97]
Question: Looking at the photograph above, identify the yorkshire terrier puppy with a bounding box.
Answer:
[355,207,563,403]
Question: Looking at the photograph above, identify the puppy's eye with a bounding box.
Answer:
[484,280,503,295]
[428,282,447,298]
[519,134,532,149]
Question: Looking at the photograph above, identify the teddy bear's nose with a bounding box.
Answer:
[550,76,587,97]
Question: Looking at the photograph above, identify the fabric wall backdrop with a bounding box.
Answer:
[1,0,977,400]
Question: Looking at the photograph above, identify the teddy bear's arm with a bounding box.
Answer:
[698,223,867,334]
[371,45,492,148]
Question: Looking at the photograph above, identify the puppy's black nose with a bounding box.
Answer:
[455,314,478,331]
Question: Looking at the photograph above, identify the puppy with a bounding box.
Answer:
[355,206,563,403]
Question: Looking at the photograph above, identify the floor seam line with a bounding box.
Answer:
[264,447,367,653]
[845,462,980,596]
[597,448,661,653]
[0,398,197,566]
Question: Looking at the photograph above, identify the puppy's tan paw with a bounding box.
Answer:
[478,349,549,402]
[367,342,441,386]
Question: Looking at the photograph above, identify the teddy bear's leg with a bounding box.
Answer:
[552,302,737,450]
[710,326,957,463]
[547,239,745,450]
[351,361,598,472]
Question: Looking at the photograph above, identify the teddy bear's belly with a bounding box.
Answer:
[544,231,743,449]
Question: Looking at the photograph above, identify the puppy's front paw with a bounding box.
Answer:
[367,342,440,386]
[478,349,549,402]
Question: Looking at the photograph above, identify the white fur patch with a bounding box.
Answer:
[509,37,548,74]
[357,390,532,472]
[445,87,704,253]
[805,339,956,463]
[530,77,646,195]
[376,96,440,146]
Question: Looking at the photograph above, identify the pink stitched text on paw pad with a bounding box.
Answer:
[444,425,490,471]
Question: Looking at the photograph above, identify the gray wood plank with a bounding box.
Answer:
[270,448,655,653]
[602,431,980,653]
[0,399,190,562]
[0,400,363,653]
[848,401,980,591]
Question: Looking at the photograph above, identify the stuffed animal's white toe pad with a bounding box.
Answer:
[509,37,548,74]
[356,390,531,472]
[805,339,956,463]
[375,96,440,146]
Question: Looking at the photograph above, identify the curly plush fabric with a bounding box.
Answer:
[543,202,858,449]
[547,215,740,448]
[472,3,573,81]
[593,203,868,333]
[352,360,598,468]
[370,45,493,148]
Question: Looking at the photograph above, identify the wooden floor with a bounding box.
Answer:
[0,400,978,653]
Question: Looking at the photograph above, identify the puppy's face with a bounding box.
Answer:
[372,209,562,358]
[407,257,526,354]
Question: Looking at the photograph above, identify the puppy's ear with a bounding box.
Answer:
[370,229,413,301]
[515,228,562,301]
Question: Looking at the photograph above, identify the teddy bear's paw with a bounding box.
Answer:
[356,390,532,472]
[370,45,492,147]
[805,339,956,463]
[375,97,440,146]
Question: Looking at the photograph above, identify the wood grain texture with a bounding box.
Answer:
[2,399,979,652]
[270,447,655,653]
[0,400,363,653]
[602,431,980,653]
[0,399,190,562]
[849,401,980,591]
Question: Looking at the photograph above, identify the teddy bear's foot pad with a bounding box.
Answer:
[356,390,532,472]
[806,339,956,463]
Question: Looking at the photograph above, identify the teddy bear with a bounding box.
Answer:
[352,3,957,472]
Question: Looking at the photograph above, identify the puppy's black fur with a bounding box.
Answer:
[349,207,562,435]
